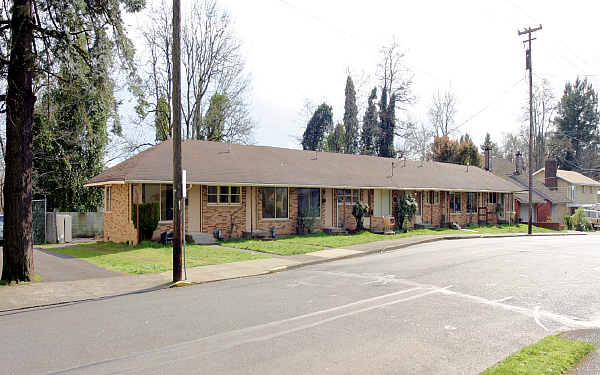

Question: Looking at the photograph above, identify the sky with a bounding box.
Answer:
[121,0,600,152]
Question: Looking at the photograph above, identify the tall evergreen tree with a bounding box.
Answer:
[552,77,600,173]
[376,87,388,156]
[480,132,500,157]
[33,60,114,212]
[343,76,359,154]
[301,103,333,151]
[326,123,345,153]
[360,88,378,155]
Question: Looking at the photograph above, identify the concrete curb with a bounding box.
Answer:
[0,232,587,313]
[275,232,588,272]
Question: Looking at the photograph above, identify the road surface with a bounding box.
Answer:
[1,235,599,374]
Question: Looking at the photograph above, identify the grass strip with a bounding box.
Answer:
[481,335,596,375]
[45,241,270,274]
[223,224,562,256]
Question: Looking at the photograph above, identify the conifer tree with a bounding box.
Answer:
[343,76,359,154]
[326,123,345,153]
[360,88,378,155]
[301,103,333,151]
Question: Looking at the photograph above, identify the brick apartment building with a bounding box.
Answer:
[85,140,522,244]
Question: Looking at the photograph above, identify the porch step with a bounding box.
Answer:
[187,232,217,245]
[414,223,436,230]
[323,227,349,235]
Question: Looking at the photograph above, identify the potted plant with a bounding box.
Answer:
[352,201,369,232]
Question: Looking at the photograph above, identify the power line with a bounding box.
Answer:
[454,78,525,130]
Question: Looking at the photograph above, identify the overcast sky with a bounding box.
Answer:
[123,0,600,152]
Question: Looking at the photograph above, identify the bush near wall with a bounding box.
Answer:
[131,202,160,240]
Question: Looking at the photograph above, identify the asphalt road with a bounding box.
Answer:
[0,247,121,282]
[1,235,600,374]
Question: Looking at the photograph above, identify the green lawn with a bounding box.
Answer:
[481,335,595,375]
[45,241,270,274]
[223,224,562,256]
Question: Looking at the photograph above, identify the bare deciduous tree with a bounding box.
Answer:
[428,89,457,137]
[142,0,254,144]
[519,78,556,170]
[377,38,414,109]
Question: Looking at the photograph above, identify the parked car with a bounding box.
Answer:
[0,214,3,244]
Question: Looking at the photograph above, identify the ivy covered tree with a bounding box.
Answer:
[1,0,146,283]
[301,103,333,151]
[552,77,600,174]
[203,93,229,142]
[360,88,378,155]
[343,75,359,154]
[326,123,345,153]
[155,96,171,142]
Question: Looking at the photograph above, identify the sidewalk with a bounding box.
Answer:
[561,329,600,374]
[0,231,585,312]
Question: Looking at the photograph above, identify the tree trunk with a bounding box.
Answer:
[2,0,35,283]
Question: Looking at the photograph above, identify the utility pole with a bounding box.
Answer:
[172,0,183,282]
[518,24,542,235]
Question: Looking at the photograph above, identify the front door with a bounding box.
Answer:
[373,189,391,217]
[188,185,201,232]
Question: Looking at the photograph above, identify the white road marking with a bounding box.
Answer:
[533,306,549,332]
[493,296,514,303]
[313,270,600,331]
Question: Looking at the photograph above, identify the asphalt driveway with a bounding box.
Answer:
[0,246,122,282]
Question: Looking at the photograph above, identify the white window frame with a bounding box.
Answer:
[426,191,439,205]
[207,185,242,206]
[450,192,461,213]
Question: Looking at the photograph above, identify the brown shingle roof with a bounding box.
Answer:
[490,157,571,204]
[86,140,522,192]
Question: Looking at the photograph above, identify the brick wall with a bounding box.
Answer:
[255,187,298,236]
[200,185,247,239]
[104,184,137,244]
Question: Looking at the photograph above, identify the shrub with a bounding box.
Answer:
[571,207,591,232]
[131,202,160,240]
[297,207,320,234]
[394,193,417,231]
[352,201,370,232]
[563,215,573,230]
[402,217,410,233]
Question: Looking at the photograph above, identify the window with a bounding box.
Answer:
[142,184,160,203]
[582,186,586,194]
[426,191,439,205]
[488,192,497,204]
[336,189,359,204]
[161,185,174,221]
[298,188,321,217]
[466,192,477,213]
[105,186,112,212]
[262,187,288,219]
[450,192,461,212]
[207,186,241,205]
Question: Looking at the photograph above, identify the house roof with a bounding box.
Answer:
[490,157,571,204]
[533,168,600,186]
[86,140,523,193]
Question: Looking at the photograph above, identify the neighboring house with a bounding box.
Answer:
[489,156,571,226]
[85,140,521,244]
[532,166,600,212]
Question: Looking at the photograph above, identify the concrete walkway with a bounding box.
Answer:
[0,231,585,312]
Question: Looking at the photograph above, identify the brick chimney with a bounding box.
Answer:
[515,151,523,175]
[484,147,491,171]
[545,159,558,190]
